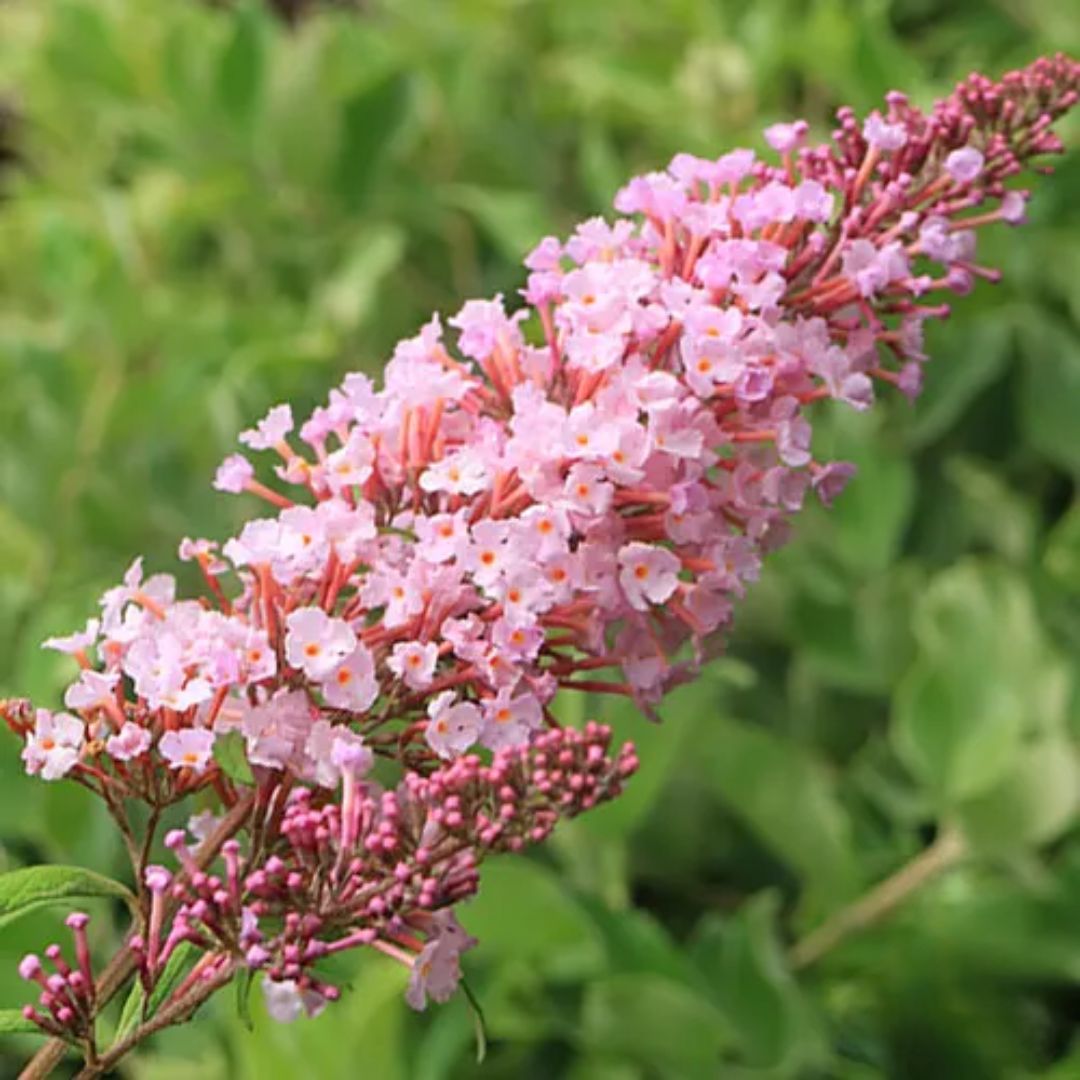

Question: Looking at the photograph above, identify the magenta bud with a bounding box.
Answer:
[65,912,89,931]
[164,829,187,850]
[18,954,41,980]
[144,865,172,892]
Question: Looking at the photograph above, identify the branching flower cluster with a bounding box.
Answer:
[3,54,1077,1076]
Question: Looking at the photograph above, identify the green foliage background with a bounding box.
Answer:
[1,0,1079,1075]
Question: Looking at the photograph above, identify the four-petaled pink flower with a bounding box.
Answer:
[159,729,216,773]
[425,691,481,759]
[285,608,357,680]
[320,646,379,711]
[22,710,84,781]
[63,670,119,712]
[406,911,478,1011]
[388,641,440,690]
[239,404,294,452]
[106,722,152,762]
[213,454,254,494]
[618,543,681,611]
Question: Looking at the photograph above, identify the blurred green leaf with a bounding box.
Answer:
[1019,317,1080,474]
[0,865,134,930]
[891,561,1069,804]
[336,71,409,210]
[0,1010,42,1036]
[691,893,824,1072]
[217,3,265,123]
[700,715,859,913]
[579,972,730,1079]
[116,942,200,1044]
[213,731,255,786]
[957,730,1080,853]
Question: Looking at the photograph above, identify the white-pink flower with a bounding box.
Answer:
[618,542,682,611]
[320,645,379,711]
[284,608,357,679]
[63,670,119,712]
[22,710,84,781]
[106,722,151,762]
[481,689,543,751]
[261,977,328,1023]
[388,641,440,690]
[405,911,478,1011]
[239,404,293,451]
[159,728,216,773]
[425,691,481,759]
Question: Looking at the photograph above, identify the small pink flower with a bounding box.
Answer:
[481,689,542,751]
[320,645,379,711]
[22,710,84,781]
[42,618,99,655]
[406,911,477,1010]
[239,404,293,451]
[945,146,985,183]
[425,691,481,759]
[388,641,439,690]
[159,728,216,773]
[261,977,328,1023]
[862,113,907,151]
[284,608,357,679]
[63,670,119,712]
[419,449,491,496]
[213,454,254,494]
[763,119,808,153]
[106,722,151,762]
[618,543,681,611]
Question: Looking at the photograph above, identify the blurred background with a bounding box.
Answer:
[0,0,1079,1076]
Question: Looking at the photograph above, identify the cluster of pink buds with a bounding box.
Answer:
[18,914,96,1044]
[4,55,1078,1066]
[127,724,633,1018]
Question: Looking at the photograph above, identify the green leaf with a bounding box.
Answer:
[957,731,1080,854]
[0,865,134,930]
[442,186,551,264]
[1045,500,1080,592]
[891,561,1068,804]
[114,941,200,1044]
[1019,316,1080,474]
[235,966,255,1033]
[458,859,602,980]
[336,72,409,210]
[214,731,255,786]
[217,3,265,122]
[906,314,1011,449]
[579,972,731,1079]
[0,1008,44,1036]
[691,893,824,1071]
[699,716,859,913]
